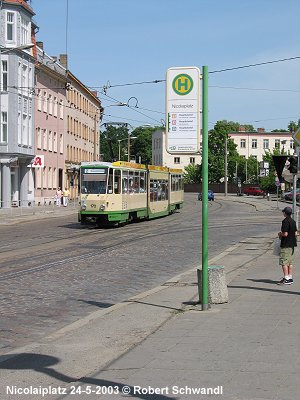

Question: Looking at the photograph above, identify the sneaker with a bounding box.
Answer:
[284,278,293,285]
[277,278,285,285]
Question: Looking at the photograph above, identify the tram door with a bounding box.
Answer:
[148,170,169,218]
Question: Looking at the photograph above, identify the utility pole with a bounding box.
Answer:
[94,112,99,161]
[201,65,209,311]
[224,135,228,196]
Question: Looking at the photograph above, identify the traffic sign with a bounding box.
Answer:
[292,127,300,145]
[166,66,201,154]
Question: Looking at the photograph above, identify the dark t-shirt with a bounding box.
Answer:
[281,216,297,248]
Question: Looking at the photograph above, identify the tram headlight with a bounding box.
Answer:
[99,204,105,211]
[81,202,87,210]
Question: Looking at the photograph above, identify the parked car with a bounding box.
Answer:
[243,187,265,196]
[284,189,300,201]
[198,190,215,201]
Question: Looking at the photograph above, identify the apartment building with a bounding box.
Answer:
[64,63,103,198]
[0,0,36,207]
[34,44,67,204]
[229,127,294,161]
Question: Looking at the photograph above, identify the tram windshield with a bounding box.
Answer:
[80,168,108,194]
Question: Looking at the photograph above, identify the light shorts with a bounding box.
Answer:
[279,247,294,266]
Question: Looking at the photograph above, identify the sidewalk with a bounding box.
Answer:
[1,228,299,399]
[0,201,77,225]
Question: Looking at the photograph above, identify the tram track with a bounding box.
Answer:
[0,216,279,282]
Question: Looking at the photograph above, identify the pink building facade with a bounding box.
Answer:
[34,45,67,204]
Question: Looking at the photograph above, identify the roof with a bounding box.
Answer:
[2,0,35,15]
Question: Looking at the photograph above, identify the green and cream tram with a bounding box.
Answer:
[78,161,184,226]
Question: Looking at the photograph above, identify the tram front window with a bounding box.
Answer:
[81,173,107,194]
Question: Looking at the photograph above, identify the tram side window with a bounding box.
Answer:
[122,171,128,193]
[114,169,121,194]
[128,171,134,194]
[171,175,175,191]
[107,169,114,193]
[133,171,140,193]
[171,174,182,191]
[150,180,157,202]
[140,172,145,193]
[150,179,168,201]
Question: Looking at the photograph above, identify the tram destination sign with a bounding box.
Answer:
[166,66,201,154]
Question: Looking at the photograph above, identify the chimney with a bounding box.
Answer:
[257,128,265,133]
[36,41,44,50]
[238,125,246,132]
[59,54,68,69]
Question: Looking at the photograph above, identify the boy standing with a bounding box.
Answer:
[277,206,297,285]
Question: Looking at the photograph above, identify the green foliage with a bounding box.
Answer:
[208,120,243,183]
[235,155,259,184]
[131,126,160,164]
[184,164,202,183]
[100,125,163,163]
[288,120,300,133]
[100,125,129,162]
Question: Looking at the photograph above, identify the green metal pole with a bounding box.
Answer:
[202,66,209,310]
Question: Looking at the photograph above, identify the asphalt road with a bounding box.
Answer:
[0,193,280,355]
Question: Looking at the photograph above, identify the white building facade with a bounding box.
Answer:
[152,129,201,169]
[152,127,295,172]
[229,127,294,162]
[0,0,36,207]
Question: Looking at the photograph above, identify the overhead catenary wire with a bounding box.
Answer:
[89,55,300,91]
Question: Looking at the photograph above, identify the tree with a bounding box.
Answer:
[100,125,129,162]
[288,120,300,133]
[207,120,244,183]
[184,164,202,183]
[235,155,259,184]
[131,126,160,164]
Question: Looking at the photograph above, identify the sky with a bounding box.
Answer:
[31,0,300,131]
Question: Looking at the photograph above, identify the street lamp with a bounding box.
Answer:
[118,136,137,160]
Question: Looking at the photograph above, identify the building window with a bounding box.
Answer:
[43,91,47,113]
[21,16,29,45]
[263,139,269,149]
[43,129,47,150]
[190,157,195,164]
[59,99,64,119]
[1,61,8,92]
[49,130,53,151]
[1,112,8,142]
[6,12,15,41]
[53,132,57,152]
[290,140,294,149]
[37,89,42,111]
[240,139,246,148]
[18,112,21,144]
[59,134,63,154]
[174,157,180,164]
[22,114,28,145]
[22,64,28,93]
[251,139,257,149]
[275,139,280,149]
[54,96,58,117]
[48,94,53,115]
[37,127,42,149]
